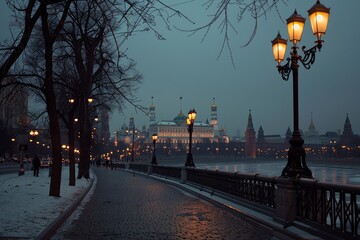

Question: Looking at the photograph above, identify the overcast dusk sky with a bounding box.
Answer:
[1,0,359,137]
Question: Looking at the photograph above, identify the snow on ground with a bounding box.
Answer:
[0,166,92,239]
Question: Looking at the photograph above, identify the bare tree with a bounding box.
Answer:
[56,0,143,179]
[0,0,288,197]
[178,0,285,64]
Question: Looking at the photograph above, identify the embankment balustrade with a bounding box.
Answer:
[113,163,360,238]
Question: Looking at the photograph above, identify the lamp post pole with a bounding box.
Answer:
[151,134,158,165]
[30,130,39,158]
[272,0,330,178]
[271,1,330,224]
[131,125,135,162]
[68,98,76,186]
[185,109,196,167]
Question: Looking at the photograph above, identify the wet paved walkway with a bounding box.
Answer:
[53,168,277,240]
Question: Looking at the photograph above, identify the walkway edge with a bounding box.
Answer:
[35,174,95,240]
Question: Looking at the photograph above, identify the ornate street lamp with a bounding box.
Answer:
[185,109,196,167]
[30,130,39,157]
[30,130,39,137]
[151,134,158,165]
[271,0,330,178]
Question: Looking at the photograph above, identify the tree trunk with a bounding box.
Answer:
[42,6,62,197]
[69,110,75,186]
[77,94,91,179]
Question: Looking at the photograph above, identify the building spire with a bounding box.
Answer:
[179,96,183,113]
[245,109,256,159]
[247,109,254,130]
[309,112,316,132]
[343,113,353,136]
[210,97,218,133]
[340,113,354,146]
[149,96,156,123]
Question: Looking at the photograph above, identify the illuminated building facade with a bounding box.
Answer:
[149,111,214,144]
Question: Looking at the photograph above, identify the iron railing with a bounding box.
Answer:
[112,163,126,169]
[152,165,182,179]
[186,168,277,209]
[129,164,148,173]
[297,178,360,238]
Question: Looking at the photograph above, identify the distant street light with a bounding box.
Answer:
[185,109,196,167]
[11,138,15,159]
[30,130,39,137]
[271,0,330,178]
[151,134,158,165]
[30,130,39,157]
[126,147,130,162]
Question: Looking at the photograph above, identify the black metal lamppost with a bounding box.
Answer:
[185,109,196,167]
[131,126,136,162]
[68,98,76,186]
[271,0,330,178]
[151,134,158,165]
[30,130,39,157]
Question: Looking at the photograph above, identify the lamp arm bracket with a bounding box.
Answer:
[277,58,292,81]
[299,42,322,69]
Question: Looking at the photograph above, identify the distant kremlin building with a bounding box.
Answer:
[149,97,225,144]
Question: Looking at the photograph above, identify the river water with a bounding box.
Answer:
[159,157,360,185]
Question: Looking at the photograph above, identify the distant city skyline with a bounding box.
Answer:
[113,96,353,138]
[1,1,359,137]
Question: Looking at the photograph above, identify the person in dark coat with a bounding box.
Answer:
[32,155,41,177]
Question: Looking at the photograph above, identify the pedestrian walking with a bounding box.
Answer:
[32,155,41,177]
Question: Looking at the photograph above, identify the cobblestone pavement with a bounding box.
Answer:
[53,168,276,240]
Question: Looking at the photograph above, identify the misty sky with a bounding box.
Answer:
[1,1,359,137]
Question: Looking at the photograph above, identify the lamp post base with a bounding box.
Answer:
[151,155,157,165]
[274,176,297,225]
[185,153,195,167]
[282,132,312,178]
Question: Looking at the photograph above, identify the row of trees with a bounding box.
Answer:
[0,0,285,197]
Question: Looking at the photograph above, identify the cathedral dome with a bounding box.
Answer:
[173,111,187,125]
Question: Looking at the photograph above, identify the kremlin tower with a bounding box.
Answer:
[339,113,355,146]
[149,97,156,124]
[210,98,219,136]
[245,110,256,159]
[129,114,135,131]
[257,125,266,145]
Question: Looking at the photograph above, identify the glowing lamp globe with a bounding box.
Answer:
[287,10,305,44]
[308,0,330,41]
[272,32,287,64]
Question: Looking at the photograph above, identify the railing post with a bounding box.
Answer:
[148,165,152,175]
[274,176,297,226]
[181,166,187,183]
